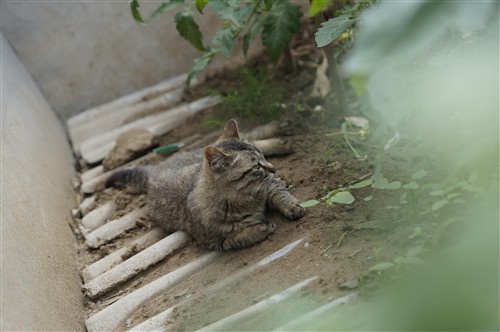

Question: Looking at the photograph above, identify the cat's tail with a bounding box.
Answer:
[105,168,148,192]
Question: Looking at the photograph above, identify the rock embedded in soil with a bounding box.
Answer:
[102,129,154,171]
[338,279,359,290]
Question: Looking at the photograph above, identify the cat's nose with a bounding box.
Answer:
[260,161,276,173]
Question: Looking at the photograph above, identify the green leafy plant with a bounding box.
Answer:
[130,0,302,84]
[215,67,286,123]
[324,119,370,161]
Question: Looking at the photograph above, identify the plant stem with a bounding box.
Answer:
[312,6,349,114]
[325,45,349,113]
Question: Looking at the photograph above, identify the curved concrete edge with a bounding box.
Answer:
[1,34,85,331]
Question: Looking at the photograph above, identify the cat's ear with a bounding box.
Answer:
[220,119,240,139]
[204,146,231,171]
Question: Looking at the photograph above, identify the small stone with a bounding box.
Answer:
[71,177,81,189]
[338,279,359,290]
[71,208,80,218]
[304,242,310,248]
[102,128,154,171]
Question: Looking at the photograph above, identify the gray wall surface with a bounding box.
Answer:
[1,1,220,119]
[1,33,85,331]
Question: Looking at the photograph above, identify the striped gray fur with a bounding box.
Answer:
[106,120,305,251]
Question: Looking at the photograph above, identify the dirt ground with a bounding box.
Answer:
[74,19,446,331]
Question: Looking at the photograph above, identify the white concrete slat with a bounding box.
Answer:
[128,307,175,331]
[80,166,104,184]
[81,201,116,230]
[253,138,292,156]
[67,74,187,130]
[128,239,304,331]
[82,228,166,283]
[197,276,319,332]
[84,231,189,299]
[146,96,219,136]
[205,238,303,295]
[273,293,358,331]
[70,88,184,149]
[85,208,147,248]
[79,195,97,217]
[85,252,219,332]
[79,96,220,165]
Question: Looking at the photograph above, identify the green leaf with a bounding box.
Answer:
[195,0,208,14]
[130,0,146,25]
[431,199,449,212]
[262,1,302,64]
[243,20,262,56]
[321,148,334,164]
[208,1,241,26]
[175,12,205,51]
[403,181,419,190]
[372,177,389,189]
[308,0,329,17]
[212,27,236,58]
[387,181,402,190]
[430,189,446,196]
[323,189,339,201]
[315,14,355,48]
[446,193,462,200]
[328,191,355,204]
[187,50,216,85]
[300,200,321,208]
[364,195,373,202]
[369,262,395,272]
[350,179,373,189]
[150,0,184,20]
[462,183,484,193]
[262,0,273,11]
[412,170,428,180]
[409,226,422,239]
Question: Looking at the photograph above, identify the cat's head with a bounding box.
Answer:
[202,120,275,183]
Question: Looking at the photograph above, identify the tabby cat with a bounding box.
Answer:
[105,120,305,251]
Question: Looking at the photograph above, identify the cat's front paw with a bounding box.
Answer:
[283,203,306,220]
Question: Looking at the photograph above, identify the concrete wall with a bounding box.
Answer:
[1,1,220,120]
[1,34,84,331]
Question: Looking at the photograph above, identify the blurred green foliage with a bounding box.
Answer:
[335,1,498,330]
[274,1,499,330]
